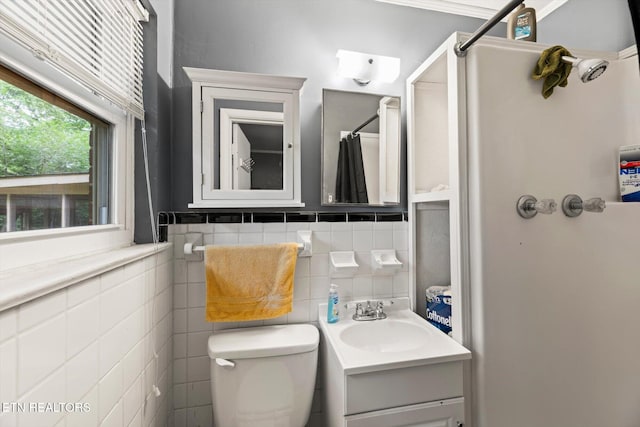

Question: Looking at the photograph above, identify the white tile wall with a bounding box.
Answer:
[169,219,409,426]
[0,247,173,427]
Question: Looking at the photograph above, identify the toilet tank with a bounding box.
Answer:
[208,324,319,427]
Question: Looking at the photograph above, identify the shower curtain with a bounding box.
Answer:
[630,0,640,68]
[335,133,368,203]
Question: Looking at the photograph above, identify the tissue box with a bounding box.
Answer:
[620,145,640,202]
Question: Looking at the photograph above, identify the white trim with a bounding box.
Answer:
[0,174,89,188]
[183,67,305,91]
[0,243,170,312]
[619,45,638,60]
[374,0,567,21]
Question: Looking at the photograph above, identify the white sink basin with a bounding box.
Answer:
[318,298,470,374]
[339,320,430,353]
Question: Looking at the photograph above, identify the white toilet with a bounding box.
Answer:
[208,324,319,427]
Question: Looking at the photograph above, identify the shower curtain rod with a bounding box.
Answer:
[351,112,379,135]
[454,0,525,57]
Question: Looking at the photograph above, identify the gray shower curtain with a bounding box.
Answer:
[335,133,368,203]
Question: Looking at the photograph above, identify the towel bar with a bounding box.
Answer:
[184,242,304,254]
[183,230,312,258]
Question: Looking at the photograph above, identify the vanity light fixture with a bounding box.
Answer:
[336,49,400,85]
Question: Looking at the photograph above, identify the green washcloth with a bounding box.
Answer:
[532,45,573,99]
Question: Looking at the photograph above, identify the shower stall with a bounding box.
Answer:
[408,32,640,427]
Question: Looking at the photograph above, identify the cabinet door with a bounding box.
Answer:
[345,398,464,427]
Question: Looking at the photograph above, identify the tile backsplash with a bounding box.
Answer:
[169,219,409,426]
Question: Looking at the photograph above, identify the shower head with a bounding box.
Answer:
[561,56,609,83]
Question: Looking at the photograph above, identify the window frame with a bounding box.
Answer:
[0,31,134,272]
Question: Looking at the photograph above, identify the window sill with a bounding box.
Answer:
[0,242,171,312]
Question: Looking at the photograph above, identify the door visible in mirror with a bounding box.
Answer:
[322,89,401,206]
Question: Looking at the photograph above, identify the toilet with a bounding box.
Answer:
[208,324,319,427]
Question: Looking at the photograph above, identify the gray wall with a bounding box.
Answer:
[135,1,172,243]
[538,0,635,51]
[167,0,636,213]
[170,0,502,212]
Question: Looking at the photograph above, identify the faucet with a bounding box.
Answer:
[352,300,387,321]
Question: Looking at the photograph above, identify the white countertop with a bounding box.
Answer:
[318,298,471,375]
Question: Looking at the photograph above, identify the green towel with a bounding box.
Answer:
[532,45,573,99]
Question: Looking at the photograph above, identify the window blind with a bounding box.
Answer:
[0,0,147,118]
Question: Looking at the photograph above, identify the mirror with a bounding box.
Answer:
[215,104,284,191]
[185,68,305,208]
[322,89,401,206]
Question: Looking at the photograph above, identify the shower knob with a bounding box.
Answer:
[517,195,557,219]
[561,194,606,217]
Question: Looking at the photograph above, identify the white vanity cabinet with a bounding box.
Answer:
[319,299,469,427]
[324,345,465,427]
[327,357,465,426]
[184,67,306,208]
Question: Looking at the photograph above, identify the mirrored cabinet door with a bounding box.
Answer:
[185,68,306,208]
[322,89,401,206]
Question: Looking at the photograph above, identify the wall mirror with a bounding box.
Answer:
[185,68,306,208]
[322,89,401,206]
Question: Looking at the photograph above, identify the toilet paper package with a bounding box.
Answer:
[425,285,452,336]
[620,145,640,202]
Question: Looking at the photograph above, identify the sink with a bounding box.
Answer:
[318,297,471,374]
[339,320,430,353]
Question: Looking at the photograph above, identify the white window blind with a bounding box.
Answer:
[0,0,147,118]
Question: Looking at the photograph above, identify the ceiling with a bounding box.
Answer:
[374,0,569,21]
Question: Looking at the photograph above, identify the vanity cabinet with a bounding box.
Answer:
[320,300,468,427]
[184,67,306,208]
[323,340,465,427]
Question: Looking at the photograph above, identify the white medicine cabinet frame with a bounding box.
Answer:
[407,32,471,347]
[185,67,306,207]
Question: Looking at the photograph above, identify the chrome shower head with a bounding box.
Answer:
[561,56,609,83]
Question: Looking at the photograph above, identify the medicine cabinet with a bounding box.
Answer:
[185,67,306,208]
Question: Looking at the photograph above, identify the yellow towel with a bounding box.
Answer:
[532,45,573,99]
[205,243,298,322]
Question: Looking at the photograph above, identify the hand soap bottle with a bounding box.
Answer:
[327,284,340,323]
[507,3,537,42]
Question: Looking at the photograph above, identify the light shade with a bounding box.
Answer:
[336,49,400,85]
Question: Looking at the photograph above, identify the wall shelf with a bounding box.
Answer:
[411,190,452,203]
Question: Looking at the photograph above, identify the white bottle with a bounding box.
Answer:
[327,284,340,323]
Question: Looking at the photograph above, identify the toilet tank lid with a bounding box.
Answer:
[208,324,319,359]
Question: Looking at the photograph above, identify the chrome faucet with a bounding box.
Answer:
[352,300,387,321]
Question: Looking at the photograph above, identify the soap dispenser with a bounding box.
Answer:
[507,3,537,42]
[327,284,340,323]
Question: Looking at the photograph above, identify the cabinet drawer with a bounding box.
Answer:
[345,361,463,415]
[345,397,464,427]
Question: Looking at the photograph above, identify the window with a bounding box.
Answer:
[0,1,142,271]
[0,65,111,233]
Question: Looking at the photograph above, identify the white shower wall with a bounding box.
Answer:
[168,219,409,427]
[0,248,173,427]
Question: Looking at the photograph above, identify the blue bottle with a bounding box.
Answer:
[327,284,340,323]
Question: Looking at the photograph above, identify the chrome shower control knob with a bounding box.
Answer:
[533,199,557,214]
[517,195,557,218]
[583,197,606,213]
[562,194,606,217]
